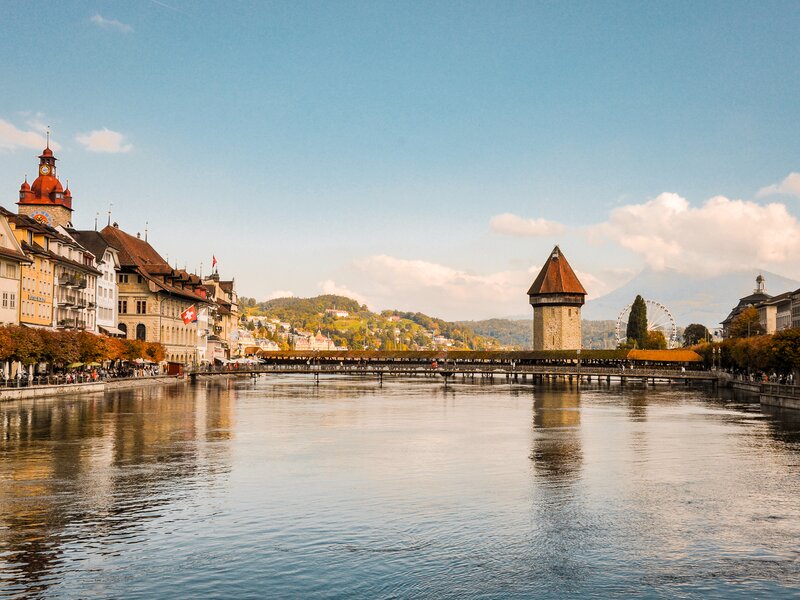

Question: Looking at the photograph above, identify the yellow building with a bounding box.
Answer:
[2,208,56,327]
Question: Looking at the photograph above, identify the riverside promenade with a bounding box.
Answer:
[0,375,183,402]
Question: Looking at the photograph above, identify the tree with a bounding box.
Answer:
[771,328,800,376]
[103,337,126,361]
[0,327,13,361]
[43,330,80,366]
[144,343,166,363]
[77,331,105,363]
[683,323,711,346]
[122,339,146,361]
[729,307,764,338]
[645,330,667,350]
[7,326,43,365]
[626,295,648,349]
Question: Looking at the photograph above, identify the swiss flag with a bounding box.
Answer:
[181,305,198,325]
[212,255,218,269]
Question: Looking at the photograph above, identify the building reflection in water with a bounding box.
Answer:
[0,382,235,595]
[530,386,583,481]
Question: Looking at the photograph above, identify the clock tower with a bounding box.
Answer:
[17,143,74,227]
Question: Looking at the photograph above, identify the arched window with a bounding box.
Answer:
[136,324,146,341]
[118,323,128,338]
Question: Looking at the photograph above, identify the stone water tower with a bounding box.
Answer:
[527,246,587,350]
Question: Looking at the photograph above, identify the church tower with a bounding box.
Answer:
[17,142,74,227]
[528,246,587,350]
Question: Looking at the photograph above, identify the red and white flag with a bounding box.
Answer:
[212,255,218,269]
[181,305,198,325]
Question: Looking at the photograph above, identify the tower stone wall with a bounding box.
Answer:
[532,305,582,350]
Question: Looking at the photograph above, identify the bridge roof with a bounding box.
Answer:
[627,349,702,362]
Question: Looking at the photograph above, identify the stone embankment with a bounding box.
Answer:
[0,375,183,402]
[760,384,800,410]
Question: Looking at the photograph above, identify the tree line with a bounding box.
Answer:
[0,326,166,367]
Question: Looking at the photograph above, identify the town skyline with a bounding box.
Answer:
[2,2,800,320]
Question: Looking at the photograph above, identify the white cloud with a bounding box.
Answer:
[306,251,622,321]
[267,290,295,300]
[76,128,133,153]
[90,13,133,33]
[756,172,800,198]
[589,192,800,275]
[350,255,549,320]
[0,118,60,152]
[319,279,369,307]
[490,212,565,237]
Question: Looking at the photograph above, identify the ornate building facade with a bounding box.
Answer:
[101,224,208,363]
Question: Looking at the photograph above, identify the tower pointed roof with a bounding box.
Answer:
[527,246,587,296]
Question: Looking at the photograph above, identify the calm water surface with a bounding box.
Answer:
[1,377,799,599]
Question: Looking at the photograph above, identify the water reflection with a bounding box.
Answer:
[0,382,235,596]
[1,378,799,598]
[531,387,582,481]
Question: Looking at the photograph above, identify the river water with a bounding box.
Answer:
[1,376,799,599]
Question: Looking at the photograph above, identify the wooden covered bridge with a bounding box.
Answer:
[189,348,718,387]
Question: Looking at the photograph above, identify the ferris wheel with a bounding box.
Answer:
[615,298,678,348]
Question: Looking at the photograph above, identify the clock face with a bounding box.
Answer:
[32,212,51,225]
[40,165,50,175]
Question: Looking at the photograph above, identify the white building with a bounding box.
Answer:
[69,230,122,335]
[52,226,100,332]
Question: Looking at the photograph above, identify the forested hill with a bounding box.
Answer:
[239,295,501,350]
[240,295,621,350]
[247,295,367,323]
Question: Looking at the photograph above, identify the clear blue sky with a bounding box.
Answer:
[2,1,799,319]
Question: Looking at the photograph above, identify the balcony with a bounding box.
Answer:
[77,278,87,289]
[58,296,76,307]
[58,273,83,288]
